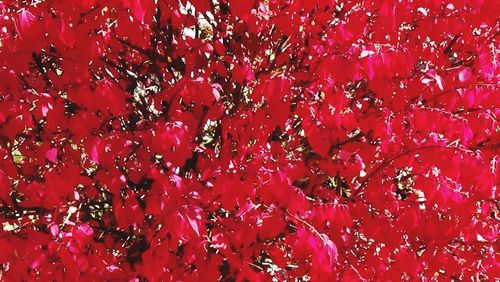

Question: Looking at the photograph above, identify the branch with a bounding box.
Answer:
[353,145,474,198]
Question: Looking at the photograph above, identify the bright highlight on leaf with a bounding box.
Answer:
[45,148,58,163]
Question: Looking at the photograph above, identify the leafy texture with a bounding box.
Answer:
[0,0,498,280]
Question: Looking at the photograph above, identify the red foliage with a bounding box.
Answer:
[0,0,498,280]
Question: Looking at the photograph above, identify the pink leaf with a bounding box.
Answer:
[212,83,221,101]
[127,0,146,23]
[91,142,99,164]
[45,148,58,163]
[186,214,200,237]
[77,223,94,237]
[322,234,338,265]
[458,67,472,83]
[435,74,444,91]
[49,223,60,237]
[19,10,36,31]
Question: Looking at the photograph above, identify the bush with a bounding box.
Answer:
[0,0,498,280]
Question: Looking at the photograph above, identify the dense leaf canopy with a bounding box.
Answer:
[0,0,498,280]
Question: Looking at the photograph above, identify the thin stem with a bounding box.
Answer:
[353,145,473,198]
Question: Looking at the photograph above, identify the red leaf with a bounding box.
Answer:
[188,0,212,13]
[230,0,255,19]
[0,170,11,205]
